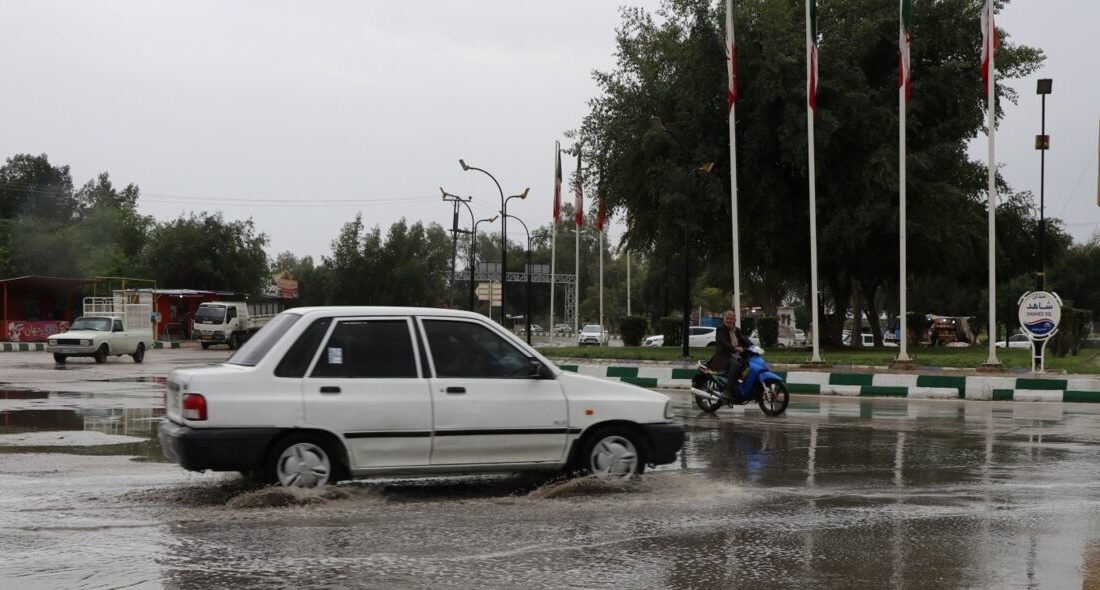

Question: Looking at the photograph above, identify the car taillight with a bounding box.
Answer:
[182,393,207,421]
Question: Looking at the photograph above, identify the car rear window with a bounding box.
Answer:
[226,312,301,367]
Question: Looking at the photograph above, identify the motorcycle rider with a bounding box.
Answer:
[712,310,754,401]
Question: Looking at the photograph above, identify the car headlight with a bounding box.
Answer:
[47,339,56,346]
[664,400,674,419]
[82,339,92,346]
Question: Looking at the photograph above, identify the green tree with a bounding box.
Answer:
[0,153,76,221]
[139,212,269,294]
[576,0,1045,343]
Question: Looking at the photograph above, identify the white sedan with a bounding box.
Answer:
[995,334,1031,349]
[641,326,716,348]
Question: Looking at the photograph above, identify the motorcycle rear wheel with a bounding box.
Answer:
[694,379,724,413]
[758,379,790,416]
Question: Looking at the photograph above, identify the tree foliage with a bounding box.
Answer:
[575,0,1048,334]
[139,212,269,295]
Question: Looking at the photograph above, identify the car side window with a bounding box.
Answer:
[227,307,237,320]
[310,319,417,379]
[113,319,124,332]
[275,317,333,378]
[423,320,530,378]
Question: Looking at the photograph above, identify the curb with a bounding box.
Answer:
[558,363,1100,403]
[2,341,183,352]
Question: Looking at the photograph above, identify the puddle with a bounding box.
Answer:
[0,431,145,447]
[526,475,640,499]
[0,389,49,400]
[95,376,168,384]
[0,407,163,438]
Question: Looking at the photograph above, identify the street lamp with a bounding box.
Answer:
[1036,78,1053,290]
[649,115,715,358]
[441,188,474,309]
[473,214,498,316]
[502,212,533,345]
[460,159,528,325]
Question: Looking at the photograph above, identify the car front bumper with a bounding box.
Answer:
[46,345,97,354]
[641,422,685,465]
[158,419,281,472]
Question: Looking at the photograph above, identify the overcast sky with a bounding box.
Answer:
[0,1,1096,262]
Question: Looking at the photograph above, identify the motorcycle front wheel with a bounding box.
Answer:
[758,379,790,416]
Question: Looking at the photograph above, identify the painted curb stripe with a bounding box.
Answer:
[1065,390,1100,403]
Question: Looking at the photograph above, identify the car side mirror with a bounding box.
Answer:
[528,359,550,379]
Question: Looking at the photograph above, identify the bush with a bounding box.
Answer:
[659,316,682,347]
[741,316,757,339]
[756,317,779,347]
[619,316,648,347]
[1049,306,1092,357]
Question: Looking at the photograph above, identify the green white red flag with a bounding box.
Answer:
[899,0,912,104]
[725,0,738,110]
[573,155,583,228]
[553,142,562,224]
[980,0,997,95]
[807,0,818,112]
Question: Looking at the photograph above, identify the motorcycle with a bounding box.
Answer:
[690,345,790,416]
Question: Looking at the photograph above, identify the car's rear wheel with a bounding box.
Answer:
[269,434,336,488]
[93,344,108,364]
[228,333,240,350]
[53,353,66,364]
[132,342,145,363]
[200,342,210,350]
[578,427,646,480]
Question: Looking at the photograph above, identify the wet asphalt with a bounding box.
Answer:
[1,349,1100,589]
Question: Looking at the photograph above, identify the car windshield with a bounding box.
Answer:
[582,325,601,333]
[194,306,227,324]
[70,317,112,332]
[226,312,301,366]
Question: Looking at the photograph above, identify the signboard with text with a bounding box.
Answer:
[1018,291,1061,339]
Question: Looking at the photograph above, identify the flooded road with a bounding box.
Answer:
[1,349,1100,588]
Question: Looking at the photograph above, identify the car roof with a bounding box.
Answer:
[285,306,487,320]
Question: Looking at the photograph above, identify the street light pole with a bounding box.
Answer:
[441,188,475,310]
[1036,78,1053,290]
[460,159,507,319]
[502,212,532,345]
[472,214,498,315]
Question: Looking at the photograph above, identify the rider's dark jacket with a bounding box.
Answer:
[710,323,753,372]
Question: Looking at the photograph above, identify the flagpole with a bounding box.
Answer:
[984,1,999,366]
[574,228,579,334]
[550,141,558,338]
[806,0,822,363]
[897,0,911,363]
[727,0,742,325]
[599,228,604,331]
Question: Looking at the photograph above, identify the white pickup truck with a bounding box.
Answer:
[192,301,277,350]
[46,315,151,364]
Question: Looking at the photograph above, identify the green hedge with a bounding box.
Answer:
[659,316,682,347]
[1050,306,1092,357]
[741,316,757,339]
[756,316,779,347]
[620,315,648,347]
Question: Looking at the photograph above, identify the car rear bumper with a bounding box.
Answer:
[158,419,281,472]
[641,422,685,465]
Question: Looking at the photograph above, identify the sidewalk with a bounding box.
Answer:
[556,359,1100,403]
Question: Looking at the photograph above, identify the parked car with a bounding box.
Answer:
[995,333,1031,349]
[552,323,573,335]
[158,307,684,487]
[46,315,151,364]
[793,329,807,346]
[689,326,716,347]
[578,324,610,346]
[641,326,714,348]
[517,324,544,335]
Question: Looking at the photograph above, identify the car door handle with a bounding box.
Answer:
[445,386,466,394]
[320,386,341,394]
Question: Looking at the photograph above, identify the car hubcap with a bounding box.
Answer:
[276,442,331,487]
[590,436,638,479]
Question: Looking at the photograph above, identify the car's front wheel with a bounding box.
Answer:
[93,344,108,364]
[53,353,66,364]
[578,427,646,480]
